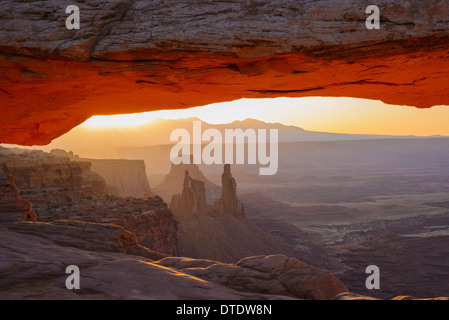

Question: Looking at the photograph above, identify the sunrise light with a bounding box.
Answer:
[80,97,449,137]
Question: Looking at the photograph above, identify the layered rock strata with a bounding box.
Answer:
[0,172,37,222]
[0,148,105,194]
[50,149,152,198]
[92,202,179,257]
[21,187,179,257]
[0,147,178,256]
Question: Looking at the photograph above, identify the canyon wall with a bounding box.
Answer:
[80,196,179,257]
[0,147,105,194]
[50,149,152,199]
[0,147,177,255]
[88,159,152,199]
[0,172,37,222]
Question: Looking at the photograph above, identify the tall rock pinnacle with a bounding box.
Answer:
[170,164,245,219]
[214,164,245,218]
[170,171,209,219]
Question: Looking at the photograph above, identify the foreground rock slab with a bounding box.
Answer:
[8,220,168,261]
[0,220,347,299]
[158,254,348,300]
[0,222,290,299]
[336,292,449,301]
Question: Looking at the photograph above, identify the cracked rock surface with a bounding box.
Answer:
[158,254,349,300]
[0,220,347,299]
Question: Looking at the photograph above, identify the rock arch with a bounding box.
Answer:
[1,0,449,145]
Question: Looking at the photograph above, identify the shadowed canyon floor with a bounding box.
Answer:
[240,192,449,299]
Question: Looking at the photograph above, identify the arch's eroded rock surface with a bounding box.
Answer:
[1,0,449,145]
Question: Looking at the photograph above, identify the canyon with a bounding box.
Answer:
[0,146,153,200]
[1,0,449,302]
[0,149,350,300]
[0,146,347,299]
[7,161,441,301]
[0,147,178,256]
[50,149,153,198]
[1,142,449,300]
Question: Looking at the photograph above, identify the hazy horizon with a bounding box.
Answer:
[79,97,449,135]
[3,97,449,158]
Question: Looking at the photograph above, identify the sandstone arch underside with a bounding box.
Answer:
[1,0,449,145]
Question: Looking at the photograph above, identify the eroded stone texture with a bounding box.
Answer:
[155,161,220,203]
[0,147,106,194]
[158,254,349,300]
[99,208,179,257]
[171,164,244,219]
[0,217,339,300]
[0,172,37,222]
[1,1,449,145]
[170,170,209,219]
[8,219,167,260]
[50,149,153,198]
[170,165,300,263]
[0,221,293,299]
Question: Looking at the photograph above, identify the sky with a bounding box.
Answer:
[3,96,449,155]
[81,97,449,136]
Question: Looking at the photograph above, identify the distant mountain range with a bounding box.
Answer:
[9,117,446,162]
[41,117,446,151]
[153,117,449,143]
[206,118,422,142]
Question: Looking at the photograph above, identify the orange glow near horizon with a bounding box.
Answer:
[81,97,449,136]
[3,96,449,157]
